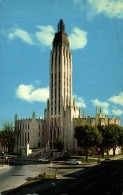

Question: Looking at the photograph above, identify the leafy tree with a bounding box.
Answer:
[56,136,64,151]
[98,124,123,157]
[74,124,102,161]
[107,125,123,155]
[97,125,110,157]
[0,122,15,154]
[118,126,123,147]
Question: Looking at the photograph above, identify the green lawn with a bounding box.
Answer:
[22,174,56,186]
[92,153,122,159]
[8,174,56,194]
[79,157,98,163]
[68,157,98,163]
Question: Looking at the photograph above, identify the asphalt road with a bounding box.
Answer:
[0,160,85,194]
[0,159,122,195]
[0,162,49,194]
[36,159,123,195]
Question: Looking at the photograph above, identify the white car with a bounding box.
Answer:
[67,159,81,165]
[38,158,50,163]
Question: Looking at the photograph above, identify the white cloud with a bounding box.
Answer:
[8,26,87,50]
[88,0,123,19]
[35,80,41,85]
[69,27,87,50]
[91,99,109,115]
[73,0,123,19]
[112,109,123,116]
[16,84,49,103]
[108,92,123,106]
[35,25,55,48]
[72,0,82,3]
[8,29,34,45]
[74,95,86,108]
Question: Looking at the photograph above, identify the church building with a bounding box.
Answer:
[14,20,120,156]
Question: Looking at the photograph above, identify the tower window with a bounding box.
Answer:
[28,133,29,142]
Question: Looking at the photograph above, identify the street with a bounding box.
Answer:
[0,159,122,195]
[60,159,123,195]
[0,160,85,194]
[0,162,50,194]
[35,159,123,195]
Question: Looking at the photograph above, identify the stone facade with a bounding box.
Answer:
[14,20,120,155]
[44,20,80,152]
[14,111,45,154]
[73,105,120,128]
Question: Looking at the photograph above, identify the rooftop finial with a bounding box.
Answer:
[96,105,98,116]
[83,109,85,117]
[100,107,102,114]
[15,113,18,121]
[58,19,65,32]
[32,110,36,119]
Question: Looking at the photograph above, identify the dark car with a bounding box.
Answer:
[100,158,112,165]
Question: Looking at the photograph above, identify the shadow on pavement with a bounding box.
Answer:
[2,160,123,195]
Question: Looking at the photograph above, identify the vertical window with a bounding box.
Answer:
[58,127,59,136]
[28,133,29,142]
[59,55,60,67]
[50,131,52,138]
[22,133,24,146]
[25,133,26,144]
[17,136,18,146]
[20,135,21,146]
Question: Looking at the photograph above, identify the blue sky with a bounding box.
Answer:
[0,0,123,128]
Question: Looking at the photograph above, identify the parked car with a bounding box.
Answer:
[38,158,50,163]
[100,158,112,164]
[66,159,81,165]
[5,156,14,160]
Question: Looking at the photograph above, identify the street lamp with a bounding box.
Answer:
[50,161,53,177]
[2,151,4,167]
[98,148,100,164]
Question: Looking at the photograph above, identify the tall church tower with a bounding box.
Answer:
[50,19,72,116]
[46,19,79,151]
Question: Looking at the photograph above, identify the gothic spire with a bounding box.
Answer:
[83,108,85,117]
[58,19,65,32]
[100,107,102,114]
[96,105,98,116]
[32,110,36,119]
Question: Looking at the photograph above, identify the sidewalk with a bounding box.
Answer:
[0,165,10,170]
[111,154,123,160]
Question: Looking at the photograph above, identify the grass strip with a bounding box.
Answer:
[6,175,56,195]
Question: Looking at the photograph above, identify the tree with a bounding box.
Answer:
[106,125,123,155]
[118,126,123,147]
[0,122,15,154]
[98,124,123,157]
[56,136,64,151]
[74,124,102,161]
[97,125,110,157]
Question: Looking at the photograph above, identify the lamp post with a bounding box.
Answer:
[2,151,4,167]
[98,148,100,164]
[50,161,53,177]
[55,168,58,178]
